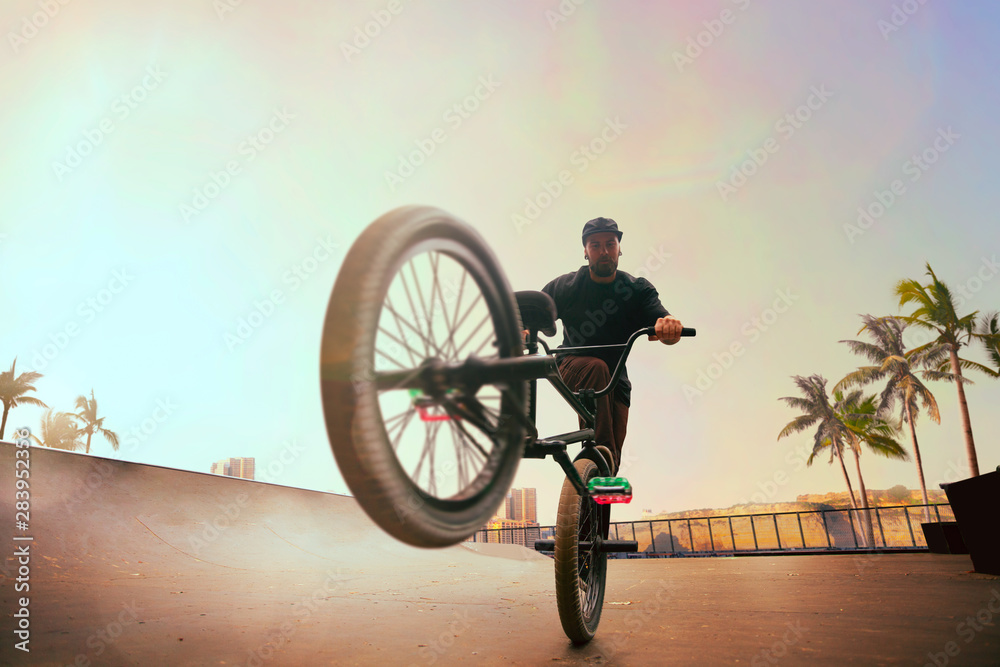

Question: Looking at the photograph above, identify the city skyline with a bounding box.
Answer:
[210,457,255,480]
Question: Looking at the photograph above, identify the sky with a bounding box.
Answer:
[2,0,999,526]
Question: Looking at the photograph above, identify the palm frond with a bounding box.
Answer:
[11,396,46,408]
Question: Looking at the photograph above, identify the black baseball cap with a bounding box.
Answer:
[581,217,623,245]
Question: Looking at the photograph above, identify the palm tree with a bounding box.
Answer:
[975,311,1000,375]
[74,389,120,454]
[0,358,48,440]
[896,263,998,477]
[836,391,908,545]
[31,409,84,451]
[835,315,945,521]
[778,375,862,531]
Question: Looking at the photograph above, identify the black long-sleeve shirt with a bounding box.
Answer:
[542,266,669,407]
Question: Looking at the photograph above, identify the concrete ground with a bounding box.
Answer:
[1,444,998,666]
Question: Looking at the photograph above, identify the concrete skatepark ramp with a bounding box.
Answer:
[2,442,999,666]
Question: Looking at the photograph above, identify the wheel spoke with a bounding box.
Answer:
[449,420,490,490]
[376,325,429,367]
[382,410,411,427]
[408,258,442,357]
[450,292,484,353]
[445,271,469,358]
[399,260,444,359]
[411,420,440,492]
[471,326,500,358]
[387,408,417,451]
[383,273,440,357]
[430,253,461,361]
[381,296,435,364]
[373,341,411,371]
[454,311,493,358]
[447,421,468,489]
[448,409,491,461]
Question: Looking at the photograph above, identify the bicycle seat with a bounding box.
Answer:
[515,291,557,337]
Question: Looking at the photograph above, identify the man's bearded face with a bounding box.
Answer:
[585,232,620,278]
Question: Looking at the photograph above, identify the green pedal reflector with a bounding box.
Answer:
[588,477,632,505]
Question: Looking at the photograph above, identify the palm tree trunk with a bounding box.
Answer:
[852,446,875,547]
[949,347,980,477]
[0,404,8,440]
[833,437,864,546]
[85,431,93,454]
[904,401,931,523]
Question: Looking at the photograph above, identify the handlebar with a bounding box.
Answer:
[574,325,696,400]
[643,326,697,338]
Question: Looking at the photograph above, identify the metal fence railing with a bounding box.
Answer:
[468,504,954,557]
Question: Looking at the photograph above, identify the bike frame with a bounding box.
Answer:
[519,326,657,496]
[382,324,684,498]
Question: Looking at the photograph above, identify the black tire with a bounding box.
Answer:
[554,458,609,643]
[320,206,527,548]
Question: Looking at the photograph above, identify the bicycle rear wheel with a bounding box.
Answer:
[320,206,527,548]
[554,458,609,643]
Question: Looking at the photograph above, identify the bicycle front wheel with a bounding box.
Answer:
[554,458,609,643]
[320,206,527,548]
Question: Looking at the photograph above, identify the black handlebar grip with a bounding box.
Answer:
[643,326,697,337]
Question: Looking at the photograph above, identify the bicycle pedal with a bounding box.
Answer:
[588,477,632,504]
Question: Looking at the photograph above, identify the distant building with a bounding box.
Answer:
[488,488,539,547]
[211,457,255,480]
[485,517,541,548]
[506,488,537,523]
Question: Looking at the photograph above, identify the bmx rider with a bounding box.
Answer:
[538,217,683,475]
